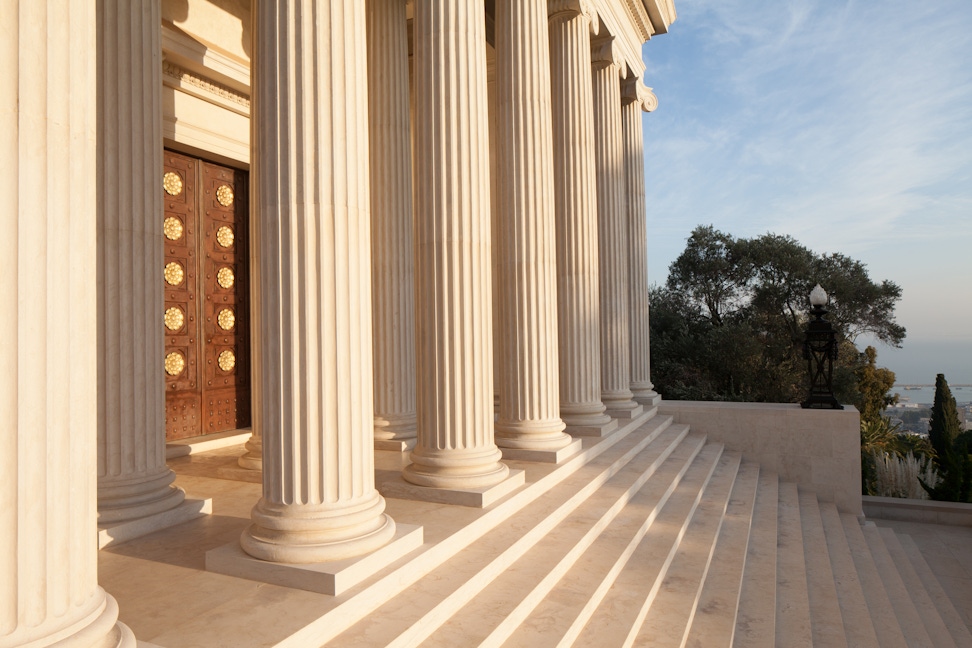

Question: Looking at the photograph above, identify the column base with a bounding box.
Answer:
[165,428,252,459]
[374,416,417,453]
[564,418,619,437]
[98,470,187,525]
[98,498,212,549]
[379,469,525,508]
[206,524,423,596]
[375,437,417,452]
[237,432,263,470]
[241,495,397,563]
[605,403,645,420]
[632,389,661,408]
[500,438,583,464]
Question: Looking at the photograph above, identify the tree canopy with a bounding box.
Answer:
[649,225,905,404]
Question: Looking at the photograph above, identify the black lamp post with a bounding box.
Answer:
[801,284,843,410]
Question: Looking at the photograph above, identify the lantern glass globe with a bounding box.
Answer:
[809,284,828,307]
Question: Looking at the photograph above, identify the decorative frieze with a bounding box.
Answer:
[162,59,250,110]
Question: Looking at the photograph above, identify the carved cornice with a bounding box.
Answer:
[548,0,600,35]
[590,35,624,72]
[623,0,655,40]
[621,75,658,112]
[162,59,250,110]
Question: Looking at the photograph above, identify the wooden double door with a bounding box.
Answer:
[163,150,251,440]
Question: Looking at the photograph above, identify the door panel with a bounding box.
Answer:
[163,151,250,440]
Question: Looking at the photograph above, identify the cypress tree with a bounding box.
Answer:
[929,373,962,466]
[922,374,967,501]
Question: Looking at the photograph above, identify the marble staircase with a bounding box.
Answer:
[304,409,972,647]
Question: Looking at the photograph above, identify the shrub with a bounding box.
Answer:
[872,451,940,499]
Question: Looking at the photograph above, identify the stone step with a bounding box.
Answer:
[896,533,972,646]
[840,514,908,648]
[683,461,760,648]
[818,502,880,647]
[775,481,812,647]
[284,413,671,647]
[568,443,726,647]
[733,471,779,648]
[422,432,707,648]
[326,418,683,647]
[862,523,935,647]
[798,490,847,648]
[878,526,957,648]
[631,451,742,647]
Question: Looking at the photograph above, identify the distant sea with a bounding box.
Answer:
[892,384,972,408]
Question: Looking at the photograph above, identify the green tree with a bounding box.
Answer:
[649,225,905,405]
[922,374,970,502]
[855,346,898,427]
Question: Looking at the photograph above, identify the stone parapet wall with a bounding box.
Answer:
[863,496,972,526]
[658,401,862,515]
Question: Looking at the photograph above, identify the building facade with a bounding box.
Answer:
[1,0,674,644]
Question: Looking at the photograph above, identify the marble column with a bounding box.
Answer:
[405,0,510,489]
[1,1,134,645]
[97,0,187,524]
[487,46,502,418]
[591,35,641,418]
[547,1,616,435]
[493,0,572,453]
[239,2,263,472]
[622,76,660,406]
[241,0,396,563]
[367,0,418,451]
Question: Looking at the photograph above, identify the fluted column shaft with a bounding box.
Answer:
[592,37,638,413]
[1,1,133,645]
[494,0,570,450]
[242,0,395,563]
[239,1,263,471]
[405,0,510,489]
[548,2,613,429]
[97,0,186,523]
[367,0,417,446]
[622,77,659,403]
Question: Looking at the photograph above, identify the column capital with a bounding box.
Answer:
[548,0,600,34]
[622,76,658,112]
[591,34,624,72]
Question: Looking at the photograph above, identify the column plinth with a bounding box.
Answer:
[405,0,511,490]
[97,0,192,528]
[622,77,660,406]
[494,0,574,457]
[368,0,417,452]
[1,2,133,644]
[548,2,617,436]
[240,0,395,564]
[592,36,642,419]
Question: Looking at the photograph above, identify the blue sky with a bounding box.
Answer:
[640,0,972,384]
